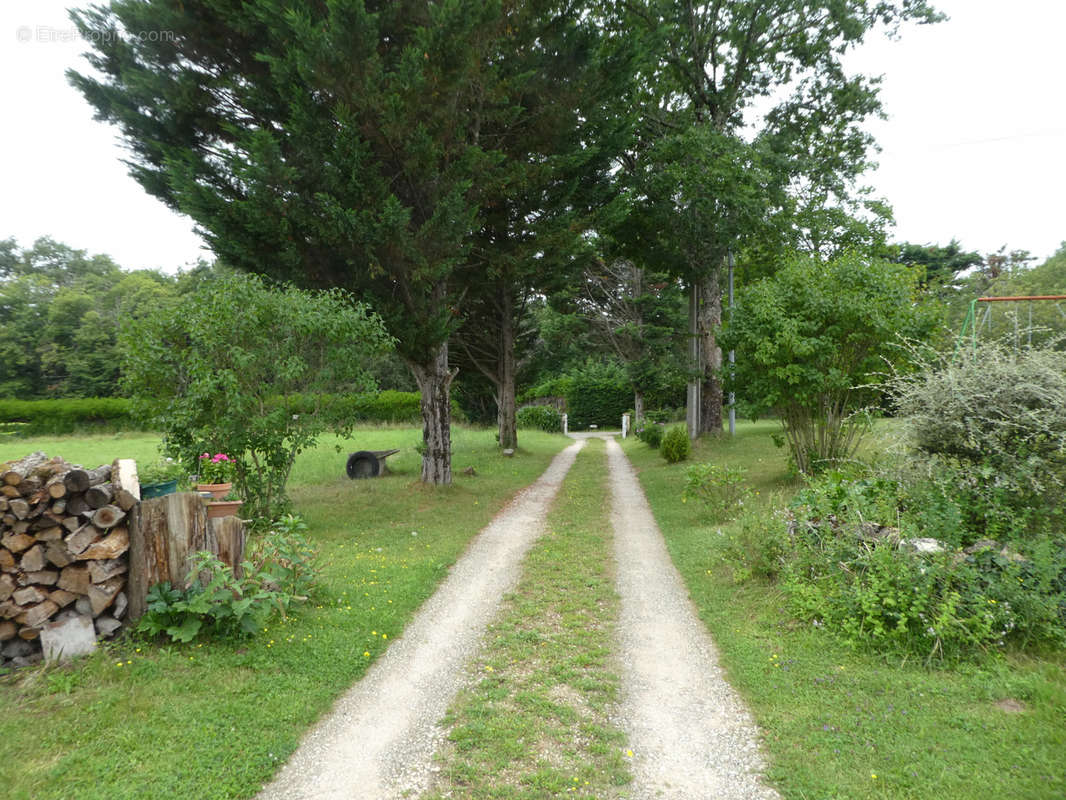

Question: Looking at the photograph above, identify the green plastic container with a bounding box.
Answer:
[141,479,178,499]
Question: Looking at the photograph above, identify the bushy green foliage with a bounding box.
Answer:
[720,253,937,474]
[890,342,1066,535]
[139,514,321,643]
[121,273,391,520]
[636,422,664,449]
[516,405,563,433]
[564,360,630,430]
[246,514,320,602]
[0,397,137,434]
[138,553,287,643]
[681,463,752,521]
[779,470,1066,661]
[660,425,690,463]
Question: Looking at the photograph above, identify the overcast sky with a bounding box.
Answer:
[1,0,1064,273]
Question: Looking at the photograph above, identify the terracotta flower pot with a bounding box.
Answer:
[196,482,232,500]
[206,499,243,519]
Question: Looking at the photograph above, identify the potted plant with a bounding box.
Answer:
[195,452,235,499]
[138,458,187,498]
[206,487,243,519]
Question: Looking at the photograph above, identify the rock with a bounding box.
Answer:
[94,616,122,638]
[74,597,93,616]
[12,653,43,668]
[41,615,97,662]
[461,466,477,477]
[0,620,16,641]
[0,548,14,571]
[901,537,946,555]
[502,449,515,457]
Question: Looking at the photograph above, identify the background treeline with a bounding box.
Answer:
[2,234,1064,434]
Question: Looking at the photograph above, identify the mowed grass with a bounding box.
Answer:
[0,426,571,800]
[427,437,632,799]
[623,422,1066,800]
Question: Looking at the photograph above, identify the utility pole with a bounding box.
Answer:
[727,251,735,437]
[686,283,701,440]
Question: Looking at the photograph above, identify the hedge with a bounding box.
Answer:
[0,398,138,435]
[0,391,463,436]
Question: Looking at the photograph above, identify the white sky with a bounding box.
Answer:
[1,0,1064,273]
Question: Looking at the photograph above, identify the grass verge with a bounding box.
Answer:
[623,421,1066,800]
[0,427,570,800]
[426,438,632,799]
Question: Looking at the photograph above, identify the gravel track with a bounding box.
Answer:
[606,436,780,800]
[256,440,584,800]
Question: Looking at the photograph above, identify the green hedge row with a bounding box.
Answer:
[0,398,138,435]
[0,391,462,436]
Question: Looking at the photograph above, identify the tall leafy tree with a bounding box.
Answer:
[71,0,520,483]
[70,0,627,481]
[612,0,941,436]
[448,1,635,450]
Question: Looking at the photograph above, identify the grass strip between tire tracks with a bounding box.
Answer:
[426,437,633,799]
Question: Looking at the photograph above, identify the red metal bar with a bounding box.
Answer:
[976,295,1066,302]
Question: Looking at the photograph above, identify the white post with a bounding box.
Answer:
[561,413,568,435]
[622,413,630,439]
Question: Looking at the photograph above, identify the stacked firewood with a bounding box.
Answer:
[0,452,138,668]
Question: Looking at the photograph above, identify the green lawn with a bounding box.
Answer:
[623,422,1066,800]
[0,427,571,800]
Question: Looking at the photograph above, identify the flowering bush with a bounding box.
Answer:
[197,452,235,484]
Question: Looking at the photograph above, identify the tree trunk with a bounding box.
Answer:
[698,270,723,435]
[497,293,517,451]
[410,342,457,485]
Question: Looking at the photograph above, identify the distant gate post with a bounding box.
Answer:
[622,413,630,439]
[561,413,568,435]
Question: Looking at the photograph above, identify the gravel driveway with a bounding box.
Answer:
[257,434,778,799]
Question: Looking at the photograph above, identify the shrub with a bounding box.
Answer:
[890,341,1066,535]
[516,405,563,433]
[660,426,690,463]
[681,463,751,521]
[121,273,391,520]
[719,503,789,584]
[637,423,664,449]
[778,469,1066,661]
[720,252,937,474]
